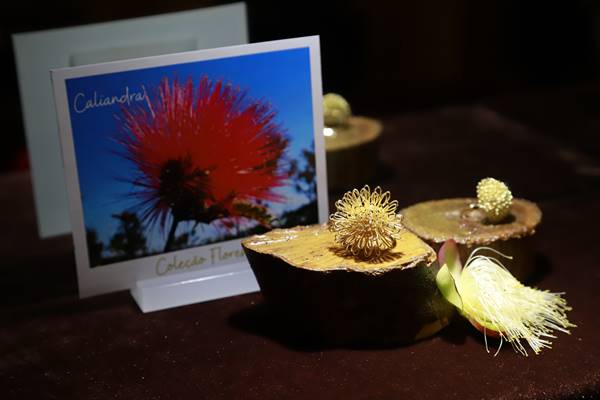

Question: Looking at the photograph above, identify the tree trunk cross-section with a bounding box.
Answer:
[402,198,542,281]
[242,224,455,346]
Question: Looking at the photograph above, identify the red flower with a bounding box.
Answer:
[116,76,288,251]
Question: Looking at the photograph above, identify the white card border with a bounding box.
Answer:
[51,36,327,298]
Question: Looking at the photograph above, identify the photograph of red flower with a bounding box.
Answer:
[118,76,289,253]
[62,45,322,269]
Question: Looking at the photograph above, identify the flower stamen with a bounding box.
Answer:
[476,177,513,223]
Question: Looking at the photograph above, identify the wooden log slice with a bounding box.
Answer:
[401,198,542,281]
[242,224,454,346]
[325,116,382,191]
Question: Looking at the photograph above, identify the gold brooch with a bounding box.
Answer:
[329,185,403,258]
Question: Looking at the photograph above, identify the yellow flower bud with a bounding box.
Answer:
[477,178,513,223]
[323,93,351,126]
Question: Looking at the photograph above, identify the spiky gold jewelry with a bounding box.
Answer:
[329,185,403,258]
[476,177,513,223]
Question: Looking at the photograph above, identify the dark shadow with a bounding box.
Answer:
[439,316,515,355]
[327,246,405,264]
[439,315,470,345]
[228,302,330,352]
[229,302,437,352]
[524,252,553,286]
[481,213,516,225]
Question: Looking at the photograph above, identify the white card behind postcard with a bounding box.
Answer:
[51,37,327,311]
[13,3,248,238]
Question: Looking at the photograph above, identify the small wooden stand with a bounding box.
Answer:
[325,116,382,191]
[402,198,542,280]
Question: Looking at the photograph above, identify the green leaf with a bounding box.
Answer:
[436,263,463,310]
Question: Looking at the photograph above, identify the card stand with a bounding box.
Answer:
[130,261,259,313]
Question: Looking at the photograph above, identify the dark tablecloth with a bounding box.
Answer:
[2,86,600,399]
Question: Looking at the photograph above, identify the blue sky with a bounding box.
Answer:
[65,47,316,255]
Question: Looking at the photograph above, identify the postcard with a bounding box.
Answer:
[51,36,328,297]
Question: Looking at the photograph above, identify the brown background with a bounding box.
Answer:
[2,0,600,169]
